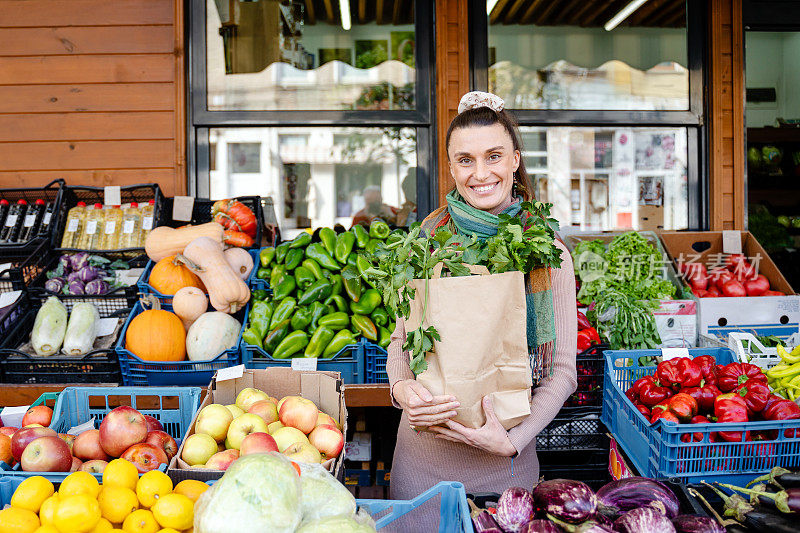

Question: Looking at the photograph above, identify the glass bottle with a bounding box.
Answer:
[100,205,123,250]
[60,201,87,248]
[139,199,156,246]
[0,199,28,243]
[119,202,142,249]
[78,203,105,250]
[18,198,45,242]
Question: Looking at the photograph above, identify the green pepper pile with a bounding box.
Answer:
[241,220,399,360]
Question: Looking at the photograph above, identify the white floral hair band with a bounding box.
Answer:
[457,91,505,114]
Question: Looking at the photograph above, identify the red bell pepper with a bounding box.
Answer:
[693,355,718,385]
[667,393,699,422]
[638,376,674,408]
[635,403,651,419]
[576,329,593,352]
[714,393,749,442]
[733,378,770,415]
[716,362,768,392]
[584,327,600,344]
[761,398,800,439]
[576,310,592,331]
[626,376,652,402]
[656,357,703,389]
[680,415,710,443]
[650,402,680,424]
[681,383,722,414]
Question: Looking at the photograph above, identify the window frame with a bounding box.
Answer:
[468,0,709,230]
[187,0,437,218]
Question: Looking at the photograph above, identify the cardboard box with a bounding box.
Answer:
[608,437,636,481]
[659,231,800,343]
[167,367,347,483]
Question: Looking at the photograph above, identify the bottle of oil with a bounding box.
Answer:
[78,203,105,250]
[119,202,142,249]
[18,198,46,243]
[60,201,87,248]
[139,199,156,246]
[100,204,123,250]
[0,199,28,243]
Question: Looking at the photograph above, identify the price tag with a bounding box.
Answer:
[67,418,96,436]
[104,186,121,207]
[104,220,116,234]
[43,211,52,225]
[122,219,135,234]
[85,220,97,235]
[4,214,17,227]
[23,214,35,227]
[216,364,244,382]
[722,230,742,255]
[67,218,79,232]
[0,290,22,308]
[291,358,318,371]
[172,196,194,222]
[0,405,29,427]
[96,318,118,337]
[0,263,11,275]
[661,347,690,361]
[142,216,154,230]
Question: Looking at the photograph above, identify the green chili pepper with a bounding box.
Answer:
[289,231,312,249]
[305,243,340,271]
[351,224,370,248]
[351,314,378,341]
[346,253,359,268]
[318,311,350,331]
[259,247,276,267]
[329,274,343,296]
[275,242,291,264]
[369,220,391,240]
[256,267,270,280]
[251,299,273,320]
[350,289,381,315]
[301,258,324,280]
[251,289,269,301]
[371,306,389,327]
[294,266,316,291]
[305,326,335,358]
[308,301,328,332]
[365,239,382,255]
[356,254,376,288]
[273,331,309,359]
[319,227,337,257]
[378,326,392,348]
[297,278,332,306]
[270,265,287,288]
[324,294,348,313]
[250,315,270,340]
[342,264,362,302]
[334,231,356,264]
[269,297,296,330]
[273,276,296,301]
[323,330,357,357]
[264,319,291,354]
[284,248,304,270]
[242,327,263,349]
[290,306,312,331]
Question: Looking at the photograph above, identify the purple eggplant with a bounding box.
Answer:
[44,277,65,294]
[468,499,504,533]
[613,507,676,533]
[66,279,85,295]
[58,254,72,272]
[84,279,108,295]
[69,251,89,271]
[671,515,725,533]
[596,477,679,519]
[524,519,564,532]
[495,487,536,532]
[533,479,597,524]
[77,265,100,283]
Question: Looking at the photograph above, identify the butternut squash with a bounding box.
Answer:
[224,247,254,280]
[145,222,225,262]
[180,237,250,313]
[172,286,208,330]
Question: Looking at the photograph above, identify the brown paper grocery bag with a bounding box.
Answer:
[403,263,532,430]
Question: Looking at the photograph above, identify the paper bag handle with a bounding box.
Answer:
[431,262,491,279]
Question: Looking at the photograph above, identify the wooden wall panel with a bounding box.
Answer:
[0,0,185,196]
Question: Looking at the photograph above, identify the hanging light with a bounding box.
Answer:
[340,0,351,30]
[604,0,650,31]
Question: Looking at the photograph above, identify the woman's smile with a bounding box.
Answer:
[471,182,500,194]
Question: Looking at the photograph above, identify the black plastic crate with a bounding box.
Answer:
[564,343,607,408]
[53,183,163,253]
[0,239,51,292]
[0,291,33,342]
[0,179,65,254]
[538,448,611,490]
[159,196,264,248]
[537,407,607,452]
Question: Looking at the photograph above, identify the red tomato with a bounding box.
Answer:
[692,288,708,298]
[705,286,721,297]
[763,290,785,297]
[721,279,747,297]
[715,271,734,292]
[743,274,770,297]
[725,254,747,271]
[689,274,709,291]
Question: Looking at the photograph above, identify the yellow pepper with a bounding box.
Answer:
[778,345,800,365]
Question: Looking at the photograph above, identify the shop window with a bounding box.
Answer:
[228,142,261,173]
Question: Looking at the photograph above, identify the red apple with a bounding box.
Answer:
[247,400,279,426]
[308,424,344,459]
[0,434,12,466]
[278,396,318,434]
[70,456,83,472]
[21,405,53,428]
[58,433,76,453]
[143,415,163,433]
[145,431,178,461]
[11,426,56,462]
[315,412,340,430]
[99,406,147,457]
[744,274,770,297]
[20,436,72,472]
[205,449,239,471]
[283,441,322,464]
[120,443,168,473]
[239,432,279,456]
[80,459,109,474]
[73,429,111,461]
[0,427,17,438]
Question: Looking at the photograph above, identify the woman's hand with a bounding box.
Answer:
[429,397,517,457]
[393,379,460,427]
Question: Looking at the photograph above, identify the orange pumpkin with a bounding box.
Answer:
[125,309,186,362]
[148,255,205,295]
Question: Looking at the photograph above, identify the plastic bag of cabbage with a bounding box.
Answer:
[193,453,377,533]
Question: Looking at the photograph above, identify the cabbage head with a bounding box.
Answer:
[299,462,357,522]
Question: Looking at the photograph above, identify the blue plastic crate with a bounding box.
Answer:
[363,339,388,384]
[358,481,472,532]
[248,247,270,291]
[116,301,245,386]
[240,341,364,384]
[601,347,800,484]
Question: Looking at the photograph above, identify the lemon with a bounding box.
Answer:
[156,530,181,533]
[135,471,172,508]
[122,509,160,533]
[10,476,54,513]
[103,459,139,491]
[89,518,114,533]
[0,506,40,533]
[33,526,60,533]
[59,471,101,498]
[98,485,139,524]
[39,493,60,525]
[53,494,101,533]
[150,494,193,530]
[172,480,208,503]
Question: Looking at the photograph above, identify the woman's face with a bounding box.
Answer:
[448,123,520,212]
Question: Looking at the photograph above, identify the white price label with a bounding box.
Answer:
[96,318,118,337]
[0,405,29,428]
[104,186,121,207]
[172,196,194,222]
[215,364,244,382]
[43,211,52,225]
[661,347,690,361]
[85,220,97,235]
[0,290,22,308]
[4,214,17,227]
[123,219,135,234]
[67,218,79,232]
[67,418,96,436]
[23,214,36,227]
[142,216,154,230]
[722,230,742,255]
[291,358,318,371]
[104,221,116,234]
